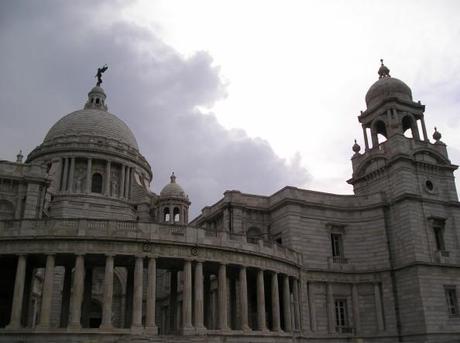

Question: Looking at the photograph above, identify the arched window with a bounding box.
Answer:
[247,226,262,244]
[173,207,180,223]
[402,115,416,138]
[375,120,388,144]
[91,173,103,193]
[163,208,170,222]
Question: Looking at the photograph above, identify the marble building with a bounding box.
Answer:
[1,61,460,343]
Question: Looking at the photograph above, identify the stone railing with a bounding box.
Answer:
[0,219,301,265]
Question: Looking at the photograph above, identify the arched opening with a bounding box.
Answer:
[0,200,15,220]
[89,300,102,328]
[375,120,388,144]
[91,173,103,193]
[163,208,170,222]
[402,115,417,139]
[173,207,180,223]
[247,226,263,244]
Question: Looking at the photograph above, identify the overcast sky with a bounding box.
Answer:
[1,1,460,217]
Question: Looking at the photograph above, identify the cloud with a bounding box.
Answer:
[0,0,310,217]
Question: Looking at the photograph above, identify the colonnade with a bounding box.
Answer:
[5,253,301,335]
[59,157,133,199]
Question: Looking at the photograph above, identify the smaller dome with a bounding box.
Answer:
[160,172,187,199]
[365,60,413,109]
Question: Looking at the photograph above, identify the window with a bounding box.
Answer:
[91,173,103,193]
[163,208,170,222]
[445,286,459,316]
[331,233,344,257]
[173,207,180,223]
[432,218,446,251]
[335,298,348,328]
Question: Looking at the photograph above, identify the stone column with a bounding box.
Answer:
[37,254,55,329]
[374,283,385,331]
[421,117,428,141]
[120,165,126,198]
[7,255,27,329]
[61,158,69,191]
[182,260,193,334]
[68,255,85,329]
[68,157,75,192]
[126,167,131,200]
[218,263,229,331]
[326,283,334,333]
[239,266,250,331]
[145,257,158,334]
[194,261,205,333]
[256,269,267,331]
[362,125,369,150]
[132,256,143,331]
[352,283,360,334]
[100,255,114,329]
[128,168,134,199]
[271,272,281,332]
[292,278,301,331]
[282,275,292,332]
[105,161,111,196]
[85,158,92,193]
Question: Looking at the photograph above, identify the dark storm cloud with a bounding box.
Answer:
[0,1,309,216]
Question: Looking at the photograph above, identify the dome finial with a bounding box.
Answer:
[378,59,391,79]
[95,64,108,86]
[16,150,23,163]
[170,172,176,183]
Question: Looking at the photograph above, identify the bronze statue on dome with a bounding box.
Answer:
[95,64,108,86]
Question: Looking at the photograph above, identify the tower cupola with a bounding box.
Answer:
[158,172,190,225]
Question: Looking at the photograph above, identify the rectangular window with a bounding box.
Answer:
[335,298,348,327]
[331,233,344,257]
[445,286,459,316]
[433,219,446,251]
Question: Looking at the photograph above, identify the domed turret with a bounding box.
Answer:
[158,173,190,225]
[365,60,413,109]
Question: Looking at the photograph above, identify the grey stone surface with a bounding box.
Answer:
[1,63,460,342]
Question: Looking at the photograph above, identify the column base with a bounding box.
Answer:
[195,325,207,335]
[5,323,21,330]
[182,326,195,335]
[130,325,143,334]
[66,323,82,330]
[258,328,270,335]
[144,325,158,335]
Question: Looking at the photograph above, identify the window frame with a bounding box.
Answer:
[445,285,459,317]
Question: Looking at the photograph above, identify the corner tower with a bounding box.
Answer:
[348,60,458,202]
[349,61,460,341]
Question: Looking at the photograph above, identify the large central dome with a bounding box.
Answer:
[44,108,139,150]
[43,85,139,150]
